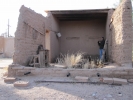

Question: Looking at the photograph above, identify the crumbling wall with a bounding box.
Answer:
[106,9,114,61]
[110,0,132,66]
[14,5,46,65]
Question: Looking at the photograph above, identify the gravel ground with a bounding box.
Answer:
[0,58,13,68]
[0,68,133,100]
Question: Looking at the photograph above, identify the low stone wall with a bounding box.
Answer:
[7,64,133,79]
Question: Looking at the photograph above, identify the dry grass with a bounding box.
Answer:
[57,52,83,68]
[83,60,90,69]
[57,53,104,69]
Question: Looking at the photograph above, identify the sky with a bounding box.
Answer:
[0,0,120,37]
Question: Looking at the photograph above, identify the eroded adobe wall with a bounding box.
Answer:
[110,0,132,66]
[106,9,114,61]
[13,5,46,65]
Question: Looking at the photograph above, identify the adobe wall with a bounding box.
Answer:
[4,37,14,58]
[60,20,106,55]
[0,36,14,58]
[106,9,114,61]
[13,5,46,65]
[47,12,60,62]
[0,36,4,53]
[110,0,132,66]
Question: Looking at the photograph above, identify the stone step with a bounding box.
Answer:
[75,76,89,82]
[4,77,16,82]
[113,78,127,85]
[103,78,113,84]
[14,81,29,87]
[103,77,128,85]
[128,79,133,83]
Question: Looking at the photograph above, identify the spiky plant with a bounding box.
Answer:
[57,52,83,68]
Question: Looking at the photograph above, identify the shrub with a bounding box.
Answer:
[57,52,84,68]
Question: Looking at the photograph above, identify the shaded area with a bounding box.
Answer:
[51,9,109,21]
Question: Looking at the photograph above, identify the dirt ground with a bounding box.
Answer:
[0,58,13,68]
[0,59,133,100]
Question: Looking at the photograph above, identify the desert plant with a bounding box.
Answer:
[57,52,83,68]
[90,59,97,69]
[83,60,90,69]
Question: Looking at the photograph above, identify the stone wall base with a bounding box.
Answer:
[7,64,133,79]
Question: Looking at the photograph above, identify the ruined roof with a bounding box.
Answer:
[50,9,110,21]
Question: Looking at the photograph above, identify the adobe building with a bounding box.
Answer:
[13,0,132,67]
[0,36,14,58]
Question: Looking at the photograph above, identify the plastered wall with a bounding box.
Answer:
[47,12,60,62]
[0,36,4,53]
[4,37,14,57]
[60,20,106,55]
[0,36,14,58]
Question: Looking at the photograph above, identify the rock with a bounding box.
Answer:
[118,92,122,97]
[54,64,67,68]
[4,77,16,82]
[92,92,98,99]
[103,78,113,84]
[3,72,8,77]
[89,77,102,83]
[14,81,29,87]
[16,72,24,76]
[75,76,89,82]
[106,94,112,98]
[103,98,107,100]
[128,79,133,83]
[113,78,127,85]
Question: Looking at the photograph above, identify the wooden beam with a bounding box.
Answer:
[51,9,109,15]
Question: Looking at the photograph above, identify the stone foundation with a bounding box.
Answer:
[7,64,133,79]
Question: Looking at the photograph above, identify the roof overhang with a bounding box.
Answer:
[50,9,109,21]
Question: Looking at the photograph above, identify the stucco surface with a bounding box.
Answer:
[0,36,4,53]
[60,20,106,55]
[0,37,14,58]
[4,37,14,58]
